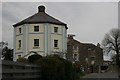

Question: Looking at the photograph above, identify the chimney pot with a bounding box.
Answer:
[38,5,45,12]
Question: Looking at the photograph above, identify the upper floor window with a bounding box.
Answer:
[91,56,95,60]
[19,28,21,33]
[34,26,39,32]
[18,55,21,59]
[18,40,21,48]
[54,27,58,33]
[54,40,58,48]
[73,53,79,61]
[34,39,39,46]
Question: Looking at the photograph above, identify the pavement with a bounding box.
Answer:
[81,72,119,80]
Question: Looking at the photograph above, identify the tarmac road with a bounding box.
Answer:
[81,72,119,80]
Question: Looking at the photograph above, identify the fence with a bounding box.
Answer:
[2,60,41,80]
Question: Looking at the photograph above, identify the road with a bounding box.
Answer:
[81,73,119,80]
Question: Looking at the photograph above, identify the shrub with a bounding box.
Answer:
[73,62,85,79]
[17,57,28,63]
[28,54,42,63]
[36,55,76,80]
[60,58,75,80]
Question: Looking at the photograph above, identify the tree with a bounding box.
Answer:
[0,41,8,48]
[102,28,120,66]
[2,46,13,61]
[0,41,13,61]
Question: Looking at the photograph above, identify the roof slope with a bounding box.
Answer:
[13,6,68,29]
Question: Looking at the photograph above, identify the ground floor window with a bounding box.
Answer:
[18,55,21,59]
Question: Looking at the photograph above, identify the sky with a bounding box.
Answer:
[1,0,120,2]
[1,2,119,60]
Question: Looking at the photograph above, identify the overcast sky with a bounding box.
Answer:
[1,2,118,60]
[2,2,118,47]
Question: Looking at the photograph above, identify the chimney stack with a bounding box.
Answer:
[68,34,75,39]
[38,5,45,13]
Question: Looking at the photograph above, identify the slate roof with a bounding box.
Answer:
[67,35,102,50]
[13,6,68,29]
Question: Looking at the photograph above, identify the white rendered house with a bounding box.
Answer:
[13,6,68,61]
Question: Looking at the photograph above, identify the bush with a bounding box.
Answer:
[17,55,84,80]
[60,58,75,80]
[36,55,76,80]
[73,62,85,79]
[28,54,42,63]
[17,57,28,63]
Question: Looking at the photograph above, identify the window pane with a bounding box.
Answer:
[19,28,21,33]
[18,55,21,59]
[34,26,39,32]
[34,39,39,46]
[19,40,21,48]
[54,27,58,33]
[54,40,58,47]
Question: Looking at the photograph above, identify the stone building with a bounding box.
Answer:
[13,6,68,61]
[67,34,103,74]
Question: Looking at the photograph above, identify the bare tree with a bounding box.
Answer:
[102,28,120,76]
[102,28,120,63]
[0,41,8,49]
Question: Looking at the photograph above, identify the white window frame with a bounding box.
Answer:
[54,39,58,48]
[34,39,39,47]
[34,26,39,32]
[54,27,58,33]
[18,40,21,48]
[19,27,21,33]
